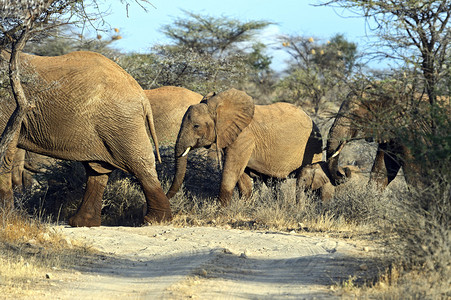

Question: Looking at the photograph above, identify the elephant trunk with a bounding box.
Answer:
[167,143,190,198]
[326,114,350,185]
[327,149,343,185]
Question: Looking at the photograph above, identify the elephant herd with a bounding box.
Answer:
[0,50,411,227]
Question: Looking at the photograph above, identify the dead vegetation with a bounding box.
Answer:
[0,205,97,298]
[1,144,449,299]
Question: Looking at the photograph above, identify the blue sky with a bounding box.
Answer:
[96,0,374,70]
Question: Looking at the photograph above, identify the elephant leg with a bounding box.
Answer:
[237,172,253,200]
[69,163,110,227]
[134,165,172,223]
[398,144,423,188]
[370,146,388,188]
[22,170,34,190]
[370,143,401,188]
[120,146,171,223]
[11,148,26,192]
[385,154,401,186]
[295,170,307,203]
[219,144,254,206]
[103,123,171,223]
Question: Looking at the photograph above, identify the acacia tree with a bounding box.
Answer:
[320,1,451,166]
[276,34,358,115]
[161,10,271,57]
[23,25,123,58]
[121,11,273,94]
[321,0,451,106]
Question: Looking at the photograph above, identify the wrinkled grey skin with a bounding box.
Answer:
[325,95,421,189]
[0,50,171,227]
[11,149,56,190]
[10,86,205,192]
[145,86,204,146]
[167,89,323,205]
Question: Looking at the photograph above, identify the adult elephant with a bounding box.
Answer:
[145,86,203,145]
[10,86,204,192]
[0,50,172,226]
[325,88,425,189]
[166,88,323,205]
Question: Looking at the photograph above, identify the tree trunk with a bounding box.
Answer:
[0,29,32,169]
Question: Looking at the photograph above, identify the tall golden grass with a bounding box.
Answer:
[1,145,449,298]
[0,206,90,297]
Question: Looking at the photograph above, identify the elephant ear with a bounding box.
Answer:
[201,91,216,103]
[312,166,331,190]
[206,88,255,149]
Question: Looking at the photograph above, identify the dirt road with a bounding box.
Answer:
[32,225,377,299]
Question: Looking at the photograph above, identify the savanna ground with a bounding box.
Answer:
[0,145,450,299]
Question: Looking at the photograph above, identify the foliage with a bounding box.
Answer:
[120,11,273,95]
[276,34,359,115]
[161,10,272,57]
[321,0,451,106]
[119,45,250,94]
[0,1,114,49]
[23,26,123,59]
[118,52,160,89]
[379,179,451,297]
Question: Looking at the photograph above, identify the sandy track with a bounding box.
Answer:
[39,225,375,299]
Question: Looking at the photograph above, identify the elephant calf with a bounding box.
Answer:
[298,162,365,202]
[298,162,335,202]
[167,88,323,205]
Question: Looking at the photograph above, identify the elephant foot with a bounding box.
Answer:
[143,209,172,225]
[68,212,101,227]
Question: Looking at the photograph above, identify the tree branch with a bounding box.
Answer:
[0,27,32,169]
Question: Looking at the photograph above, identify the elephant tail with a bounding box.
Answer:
[144,101,161,163]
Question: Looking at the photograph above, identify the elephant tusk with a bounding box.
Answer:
[331,151,340,158]
[331,142,346,158]
[181,147,191,157]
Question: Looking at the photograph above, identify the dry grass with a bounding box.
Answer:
[3,145,449,299]
[166,175,380,236]
[0,207,92,297]
[330,176,451,299]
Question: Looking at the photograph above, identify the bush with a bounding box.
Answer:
[382,179,451,279]
[324,178,387,225]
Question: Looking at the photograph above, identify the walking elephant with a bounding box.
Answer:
[166,88,323,205]
[297,161,335,202]
[0,50,172,226]
[10,86,204,192]
[325,88,425,189]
